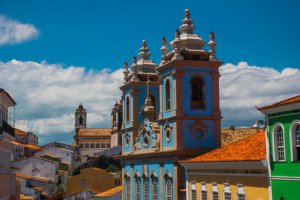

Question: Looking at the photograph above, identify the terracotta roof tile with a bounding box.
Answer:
[77,128,111,137]
[258,95,300,110]
[14,128,29,135]
[94,186,123,197]
[16,173,31,179]
[180,131,266,163]
[25,144,43,151]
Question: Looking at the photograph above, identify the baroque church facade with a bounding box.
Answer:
[118,9,222,200]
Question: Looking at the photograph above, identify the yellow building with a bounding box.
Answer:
[179,131,269,200]
[65,167,120,200]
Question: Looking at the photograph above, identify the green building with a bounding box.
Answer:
[258,95,300,200]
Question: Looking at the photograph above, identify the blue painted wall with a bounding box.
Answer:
[182,68,213,116]
[161,120,175,148]
[182,120,215,148]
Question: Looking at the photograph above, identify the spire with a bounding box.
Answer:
[208,32,218,61]
[138,40,150,61]
[172,29,184,61]
[180,9,195,34]
[160,37,169,65]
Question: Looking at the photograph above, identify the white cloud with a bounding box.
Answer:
[0,15,38,45]
[0,60,123,141]
[0,60,299,144]
[220,62,300,127]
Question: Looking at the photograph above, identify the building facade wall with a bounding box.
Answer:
[267,110,300,199]
[186,173,269,200]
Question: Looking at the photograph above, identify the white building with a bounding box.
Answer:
[35,147,74,166]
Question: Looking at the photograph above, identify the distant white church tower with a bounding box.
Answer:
[75,103,87,129]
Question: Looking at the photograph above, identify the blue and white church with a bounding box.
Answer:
[118,9,222,200]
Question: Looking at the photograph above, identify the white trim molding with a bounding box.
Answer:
[289,120,300,162]
[272,122,286,162]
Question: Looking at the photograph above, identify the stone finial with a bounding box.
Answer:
[175,29,181,39]
[208,32,218,61]
[180,8,195,34]
[138,40,150,60]
[184,9,191,19]
[123,62,130,82]
[160,37,169,65]
[133,56,137,65]
[172,30,184,61]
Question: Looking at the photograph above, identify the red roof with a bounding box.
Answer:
[180,131,266,163]
[258,95,300,110]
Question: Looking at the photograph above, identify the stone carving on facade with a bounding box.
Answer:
[189,119,209,141]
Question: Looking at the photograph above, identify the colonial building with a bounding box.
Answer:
[14,128,38,146]
[73,104,111,157]
[258,94,300,200]
[120,9,222,200]
[111,100,123,148]
[64,167,120,200]
[0,88,17,200]
[179,131,269,200]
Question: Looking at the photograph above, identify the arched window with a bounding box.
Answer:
[136,177,141,200]
[152,177,158,200]
[79,115,83,124]
[126,97,130,122]
[85,143,89,149]
[165,79,171,111]
[143,178,149,200]
[96,143,100,148]
[190,76,206,109]
[291,121,300,161]
[166,177,172,200]
[191,183,197,200]
[273,124,285,161]
[149,95,156,120]
[211,182,219,200]
[125,177,130,200]
[201,182,207,200]
[90,143,95,148]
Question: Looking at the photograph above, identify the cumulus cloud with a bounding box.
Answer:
[0,60,299,144]
[0,60,123,144]
[220,62,300,127]
[0,15,38,45]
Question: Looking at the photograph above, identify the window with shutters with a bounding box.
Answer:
[125,177,130,200]
[166,178,172,200]
[273,124,285,161]
[144,178,149,200]
[191,183,197,200]
[236,184,246,200]
[223,183,231,200]
[200,182,207,200]
[152,177,158,200]
[136,178,141,200]
[212,182,219,200]
[291,122,300,161]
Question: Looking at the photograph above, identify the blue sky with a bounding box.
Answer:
[1,0,300,70]
[1,0,300,144]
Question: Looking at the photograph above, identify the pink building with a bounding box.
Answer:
[0,88,17,200]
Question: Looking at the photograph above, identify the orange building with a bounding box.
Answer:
[179,131,269,200]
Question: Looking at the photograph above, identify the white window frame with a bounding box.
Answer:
[144,177,149,200]
[290,120,300,162]
[223,183,231,200]
[200,182,207,200]
[212,182,219,200]
[236,184,246,200]
[152,176,158,200]
[136,177,141,200]
[272,123,286,162]
[166,177,172,200]
[125,176,130,200]
[190,182,197,200]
